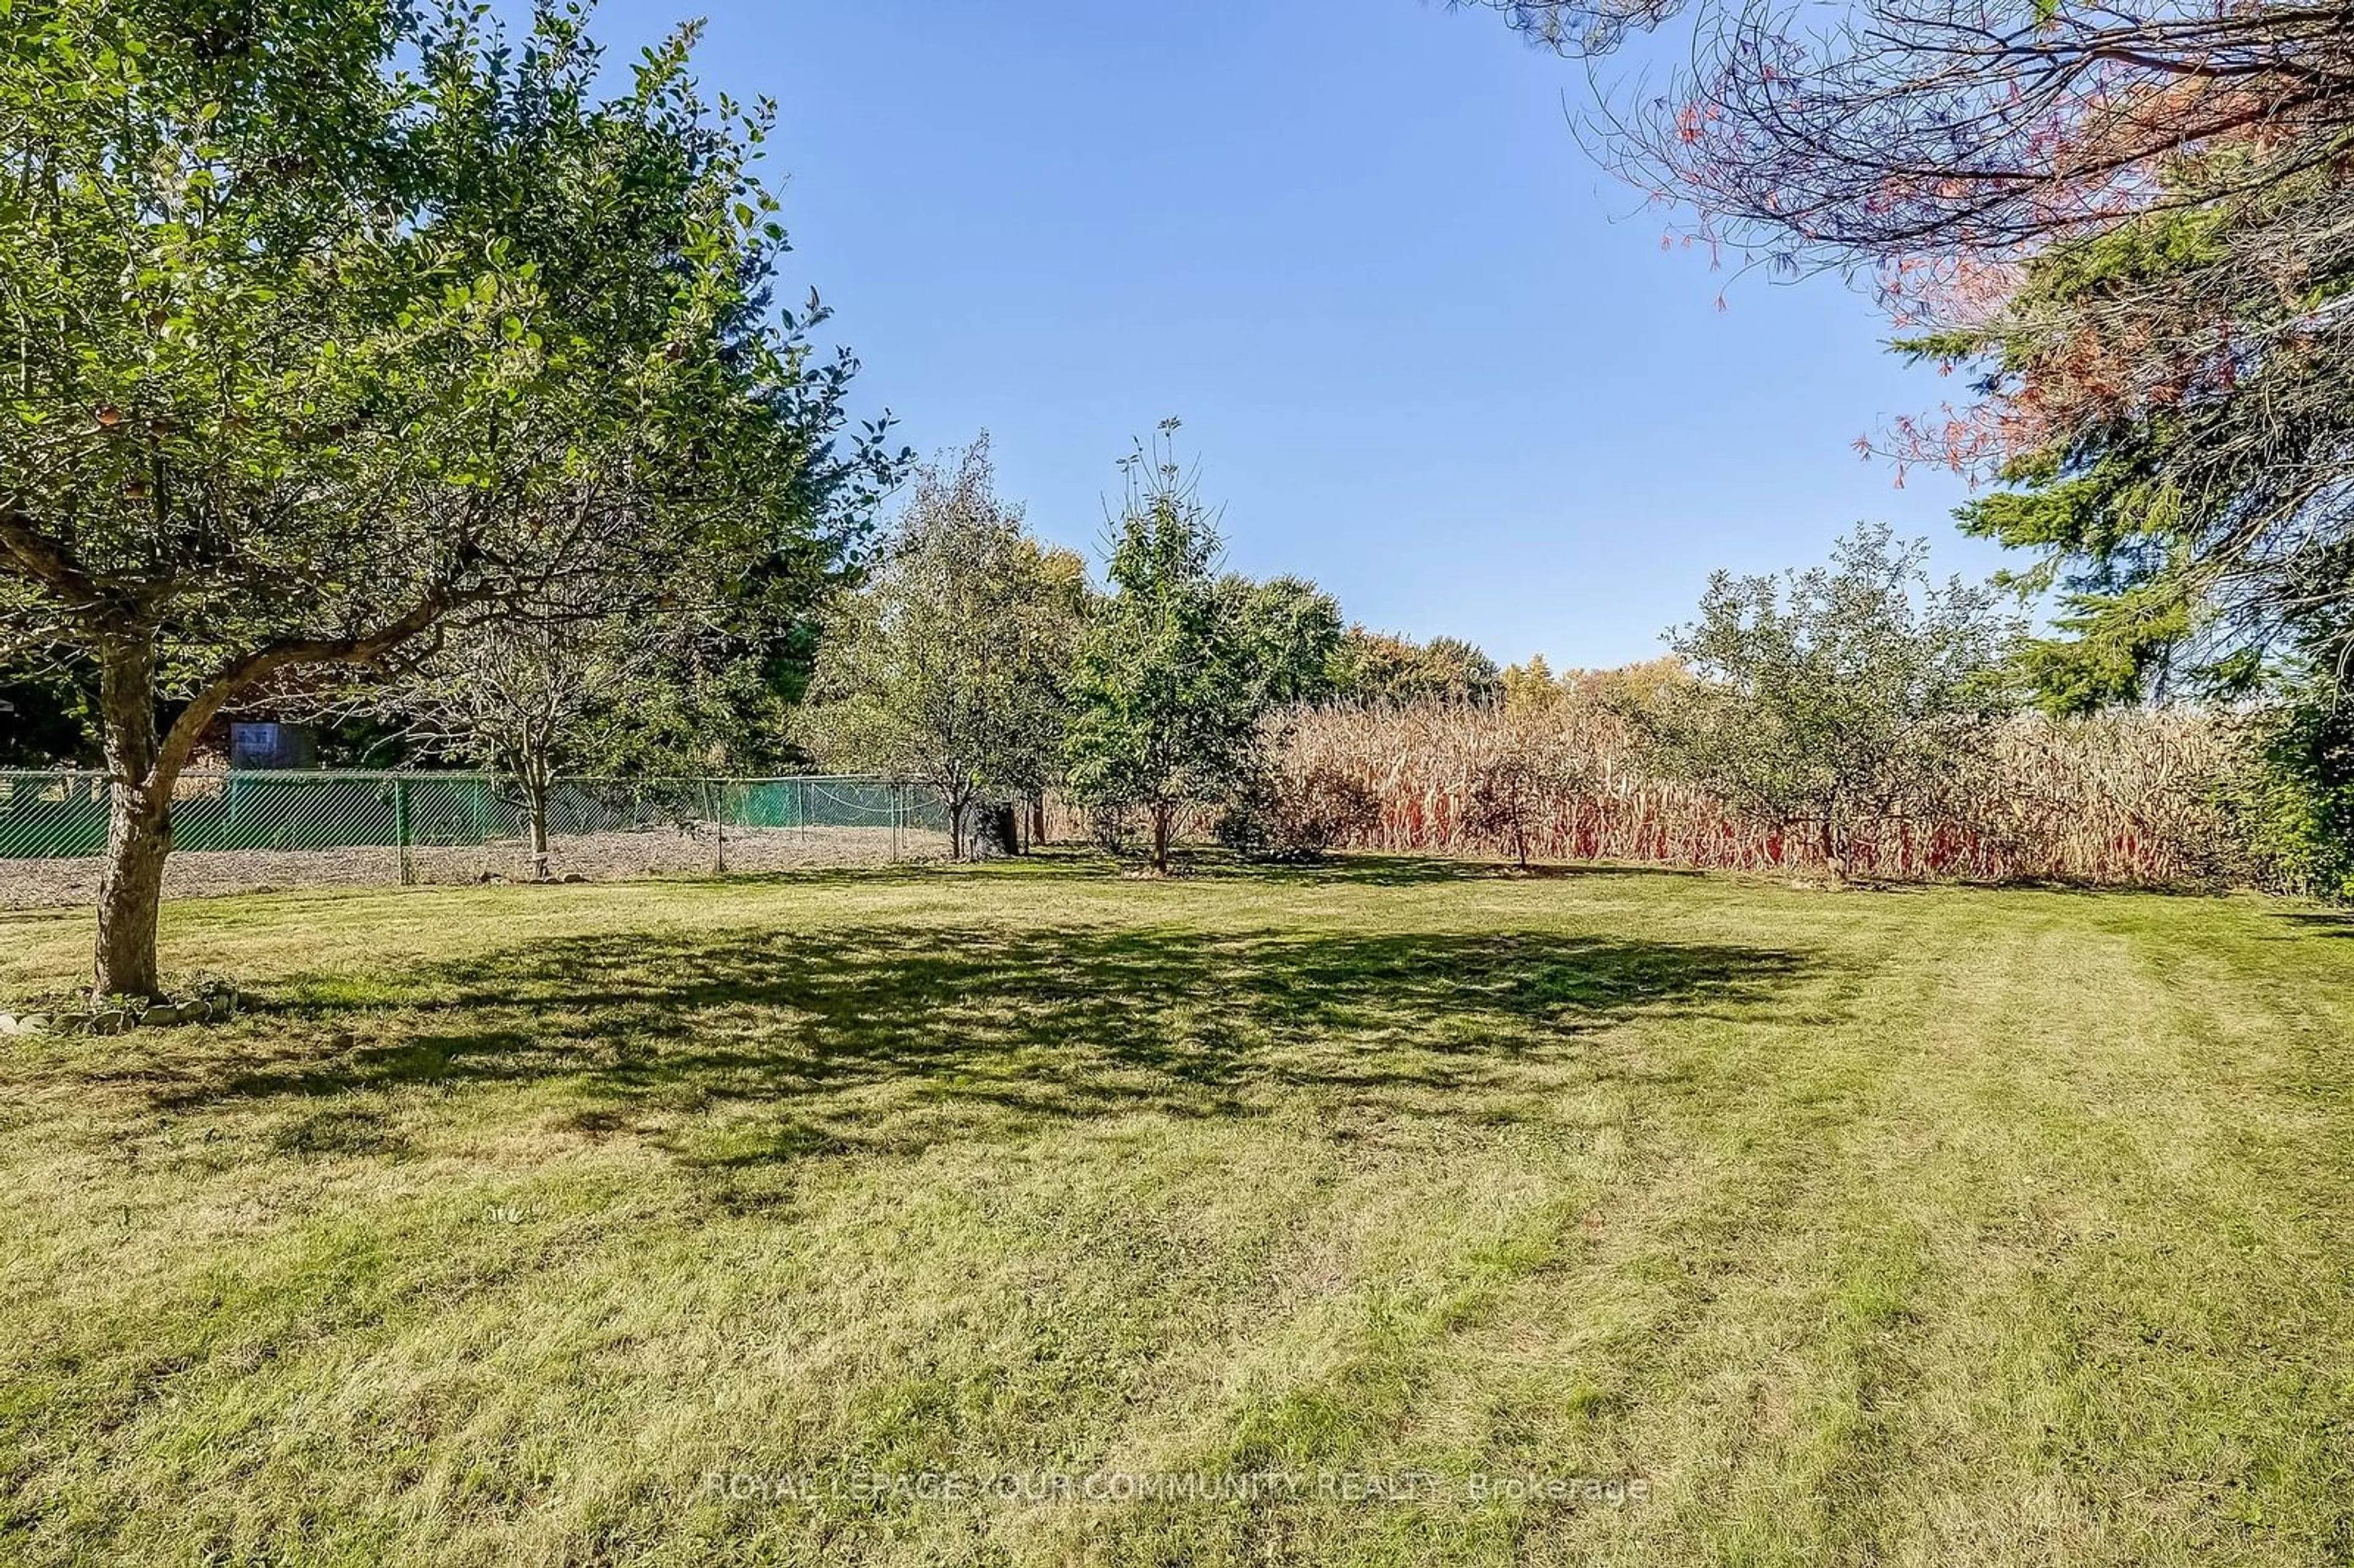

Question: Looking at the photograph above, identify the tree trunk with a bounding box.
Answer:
[946,794,970,861]
[1151,801,1173,873]
[1030,793,1048,848]
[94,632,171,1000]
[96,789,171,1000]
[1819,819,1851,889]
[523,761,552,882]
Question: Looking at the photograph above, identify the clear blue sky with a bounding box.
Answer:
[595,0,2013,669]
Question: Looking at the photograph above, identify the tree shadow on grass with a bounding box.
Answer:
[120,922,1826,1173]
[1273,856,1710,886]
[2276,910,2354,937]
[1064,849,1711,887]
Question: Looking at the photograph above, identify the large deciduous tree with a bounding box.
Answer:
[1461,0,2354,266]
[0,0,893,995]
[795,439,1085,859]
[1457,0,2354,707]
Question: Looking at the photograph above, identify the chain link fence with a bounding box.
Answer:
[0,771,950,909]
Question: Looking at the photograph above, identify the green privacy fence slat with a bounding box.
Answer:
[0,771,935,859]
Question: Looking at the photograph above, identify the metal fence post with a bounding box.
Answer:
[891,782,902,862]
[394,777,413,886]
[709,779,726,875]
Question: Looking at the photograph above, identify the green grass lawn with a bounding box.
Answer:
[3,854,2352,1566]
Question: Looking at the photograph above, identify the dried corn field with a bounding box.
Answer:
[1272,701,2249,887]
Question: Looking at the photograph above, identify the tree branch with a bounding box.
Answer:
[154,590,470,782]
[0,509,109,610]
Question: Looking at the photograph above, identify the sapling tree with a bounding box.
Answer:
[0,1,895,994]
[353,527,845,876]
[355,596,663,881]
[796,440,1085,858]
[1464,726,1586,870]
[1064,427,1265,873]
[1636,525,2020,886]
